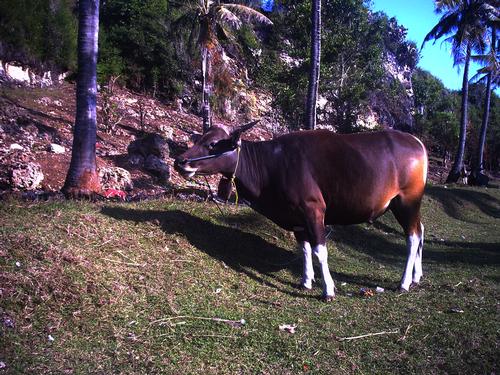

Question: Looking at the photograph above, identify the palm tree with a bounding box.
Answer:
[305,0,321,130]
[470,25,499,185]
[422,0,491,183]
[176,1,272,133]
[62,0,100,198]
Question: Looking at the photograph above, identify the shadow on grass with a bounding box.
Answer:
[102,204,500,298]
[426,186,500,222]
[333,222,500,268]
[101,206,316,299]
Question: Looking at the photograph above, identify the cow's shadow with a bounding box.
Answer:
[333,220,500,269]
[425,185,500,222]
[101,206,415,295]
[101,206,317,298]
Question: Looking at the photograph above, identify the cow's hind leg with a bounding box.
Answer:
[390,196,424,291]
[294,231,314,289]
[303,202,335,301]
[314,243,335,300]
[412,222,424,285]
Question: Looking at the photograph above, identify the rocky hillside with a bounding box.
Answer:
[0,73,277,201]
[358,50,416,131]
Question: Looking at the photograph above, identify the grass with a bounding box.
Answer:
[0,184,499,374]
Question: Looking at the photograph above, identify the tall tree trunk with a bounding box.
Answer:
[471,28,496,186]
[446,42,471,183]
[62,0,100,198]
[305,0,321,130]
[201,47,211,133]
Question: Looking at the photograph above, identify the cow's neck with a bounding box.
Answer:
[230,140,269,200]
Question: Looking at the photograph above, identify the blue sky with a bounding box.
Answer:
[369,0,483,91]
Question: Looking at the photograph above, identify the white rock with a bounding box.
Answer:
[11,162,44,190]
[10,143,24,151]
[50,143,66,154]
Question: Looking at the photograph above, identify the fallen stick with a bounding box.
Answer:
[338,329,399,341]
[400,324,412,341]
[115,249,135,262]
[102,258,144,267]
[151,315,245,328]
[190,334,239,339]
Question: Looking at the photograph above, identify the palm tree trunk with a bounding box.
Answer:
[446,42,471,183]
[471,28,495,186]
[305,0,321,130]
[470,71,492,184]
[62,0,100,198]
[201,47,211,133]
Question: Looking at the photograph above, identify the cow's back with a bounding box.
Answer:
[258,129,427,226]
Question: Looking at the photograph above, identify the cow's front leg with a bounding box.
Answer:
[295,231,314,289]
[300,241,314,289]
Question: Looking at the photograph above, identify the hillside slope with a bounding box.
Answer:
[0,81,275,199]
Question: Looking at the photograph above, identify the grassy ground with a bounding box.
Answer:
[1,184,499,374]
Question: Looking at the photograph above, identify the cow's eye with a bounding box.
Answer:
[208,142,217,150]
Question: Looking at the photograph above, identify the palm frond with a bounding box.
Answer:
[222,4,273,26]
[216,7,242,30]
[469,68,500,86]
[469,69,487,84]
[421,12,459,49]
[200,0,214,15]
[435,0,461,14]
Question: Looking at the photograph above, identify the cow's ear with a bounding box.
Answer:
[229,120,260,146]
[190,133,202,144]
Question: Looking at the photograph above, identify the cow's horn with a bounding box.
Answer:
[235,119,260,134]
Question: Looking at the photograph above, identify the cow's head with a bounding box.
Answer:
[174,120,259,179]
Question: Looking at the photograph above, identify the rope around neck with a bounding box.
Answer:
[230,146,240,207]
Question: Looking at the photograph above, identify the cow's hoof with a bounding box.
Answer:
[322,295,335,302]
[398,286,410,293]
[300,279,314,290]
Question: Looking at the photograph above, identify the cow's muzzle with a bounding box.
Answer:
[174,157,198,178]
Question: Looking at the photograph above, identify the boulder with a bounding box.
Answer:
[128,154,144,167]
[127,133,170,183]
[144,155,170,183]
[9,162,44,190]
[127,133,169,159]
[99,166,133,191]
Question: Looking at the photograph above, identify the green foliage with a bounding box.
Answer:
[413,67,500,170]
[467,82,500,169]
[320,0,386,131]
[413,68,460,155]
[413,68,452,115]
[0,0,77,71]
[252,0,417,132]
[99,0,185,97]
[374,13,419,70]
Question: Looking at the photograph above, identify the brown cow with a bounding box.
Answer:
[174,121,427,301]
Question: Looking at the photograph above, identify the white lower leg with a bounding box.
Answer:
[412,224,424,284]
[401,233,420,291]
[313,244,335,297]
[300,241,314,289]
